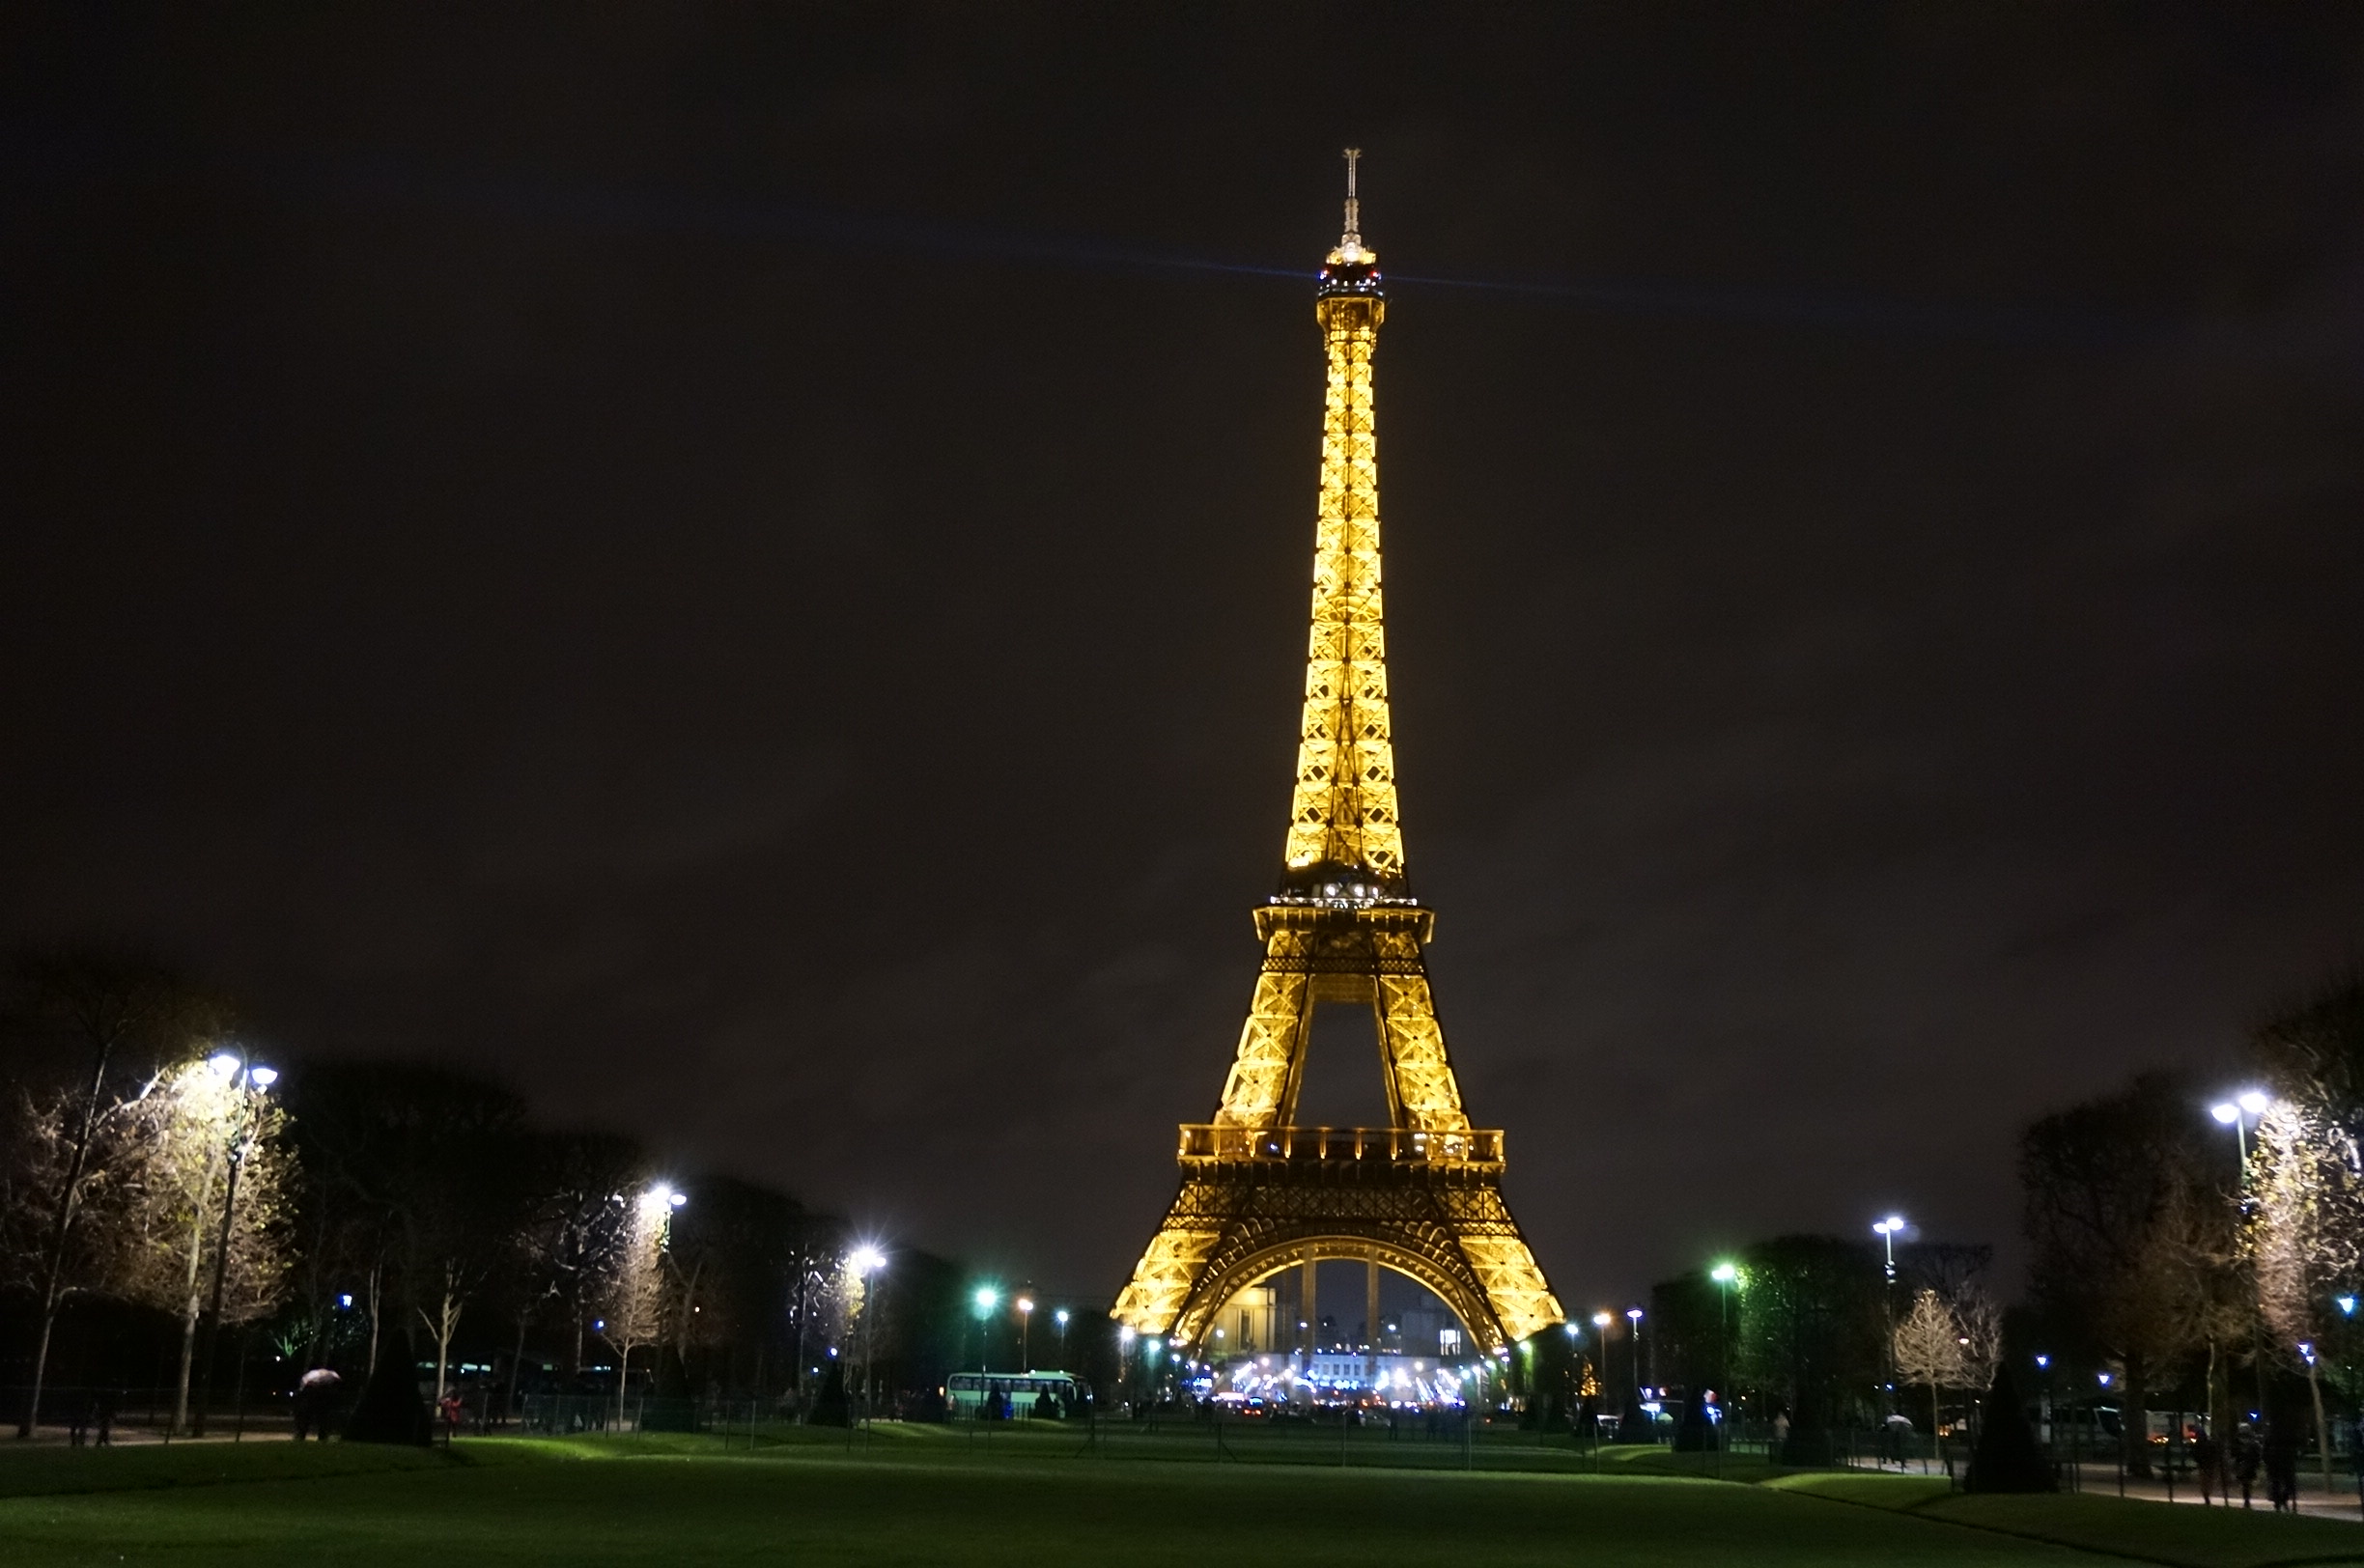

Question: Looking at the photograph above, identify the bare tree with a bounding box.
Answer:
[282,1061,531,1420]
[1955,1287,2003,1414]
[106,1058,295,1432]
[0,950,228,1437]
[1892,1288,1964,1445]
[2245,971,2364,1490]
[599,1190,676,1425]
[2022,1072,2232,1477]
[507,1131,644,1418]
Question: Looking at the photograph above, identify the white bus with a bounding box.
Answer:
[945,1371,1079,1418]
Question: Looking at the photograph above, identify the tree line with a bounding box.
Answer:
[1627,966,2364,1476]
[0,946,992,1441]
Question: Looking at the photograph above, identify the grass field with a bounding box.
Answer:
[5,1426,2364,1568]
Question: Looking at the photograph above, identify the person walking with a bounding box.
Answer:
[2192,1425,2222,1506]
[2233,1422,2264,1509]
[2265,1422,2299,1514]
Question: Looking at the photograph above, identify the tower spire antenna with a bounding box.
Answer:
[1324,148,1376,272]
[1342,146,1362,246]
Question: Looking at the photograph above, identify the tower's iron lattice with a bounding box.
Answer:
[1113,154,1562,1357]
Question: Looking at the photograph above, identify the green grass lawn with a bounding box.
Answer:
[3,1428,2361,1568]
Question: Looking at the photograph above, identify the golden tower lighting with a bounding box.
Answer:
[1113,152,1562,1356]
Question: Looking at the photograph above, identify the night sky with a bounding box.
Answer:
[7,6,2362,1318]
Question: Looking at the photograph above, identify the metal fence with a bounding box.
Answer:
[1,1384,295,1442]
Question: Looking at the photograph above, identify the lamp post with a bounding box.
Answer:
[1626,1307,1645,1415]
[1119,1325,1136,1407]
[1055,1308,1070,1369]
[971,1287,999,1383]
[1017,1296,1034,1372]
[2210,1091,2272,1420]
[850,1246,886,1429]
[2035,1355,2052,1448]
[1590,1309,1614,1426]
[1872,1216,1905,1282]
[2341,1298,2360,1507]
[192,1050,275,1438]
[1711,1263,1738,1471]
[1873,1216,1906,1418]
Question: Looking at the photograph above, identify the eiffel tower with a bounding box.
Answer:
[1113,154,1562,1359]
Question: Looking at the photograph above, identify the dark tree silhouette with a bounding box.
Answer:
[1965,1361,2056,1492]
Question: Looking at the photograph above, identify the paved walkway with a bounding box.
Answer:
[9,1422,299,1447]
[2060,1460,2364,1523]
[1845,1455,2364,1523]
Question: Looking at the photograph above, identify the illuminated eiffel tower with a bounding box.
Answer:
[1113,154,1562,1358]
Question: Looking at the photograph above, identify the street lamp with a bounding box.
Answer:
[1872,1216,1907,1421]
[1625,1306,1646,1429]
[971,1286,999,1379]
[1711,1264,1739,1471]
[850,1246,886,1427]
[1017,1296,1034,1372]
[192,1047,274,1438]
[1872,1216,1906,1281]
[2209,1091,2274,1415]
[1055,1307,1070,1368]
[2209,1091,2271,1190]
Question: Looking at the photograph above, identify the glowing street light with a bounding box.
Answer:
[1017,1296,1035,1370]
[1055,1307,1071,1367]
[1710,1264,1739,1475]
[2209,1090,2275,1416]
[2209,1091,2272,1190]
[1625,1307,1645,1406]
[849,1246,887,1428]
[971,1286,999,1379]
[191,1045,275,1437]
[1872,1216,1907,1281]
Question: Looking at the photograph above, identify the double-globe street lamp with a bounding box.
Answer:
[193,1048,277,1438]
[1872,1215,1907,1419]
[2210,1090,2273,1420]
